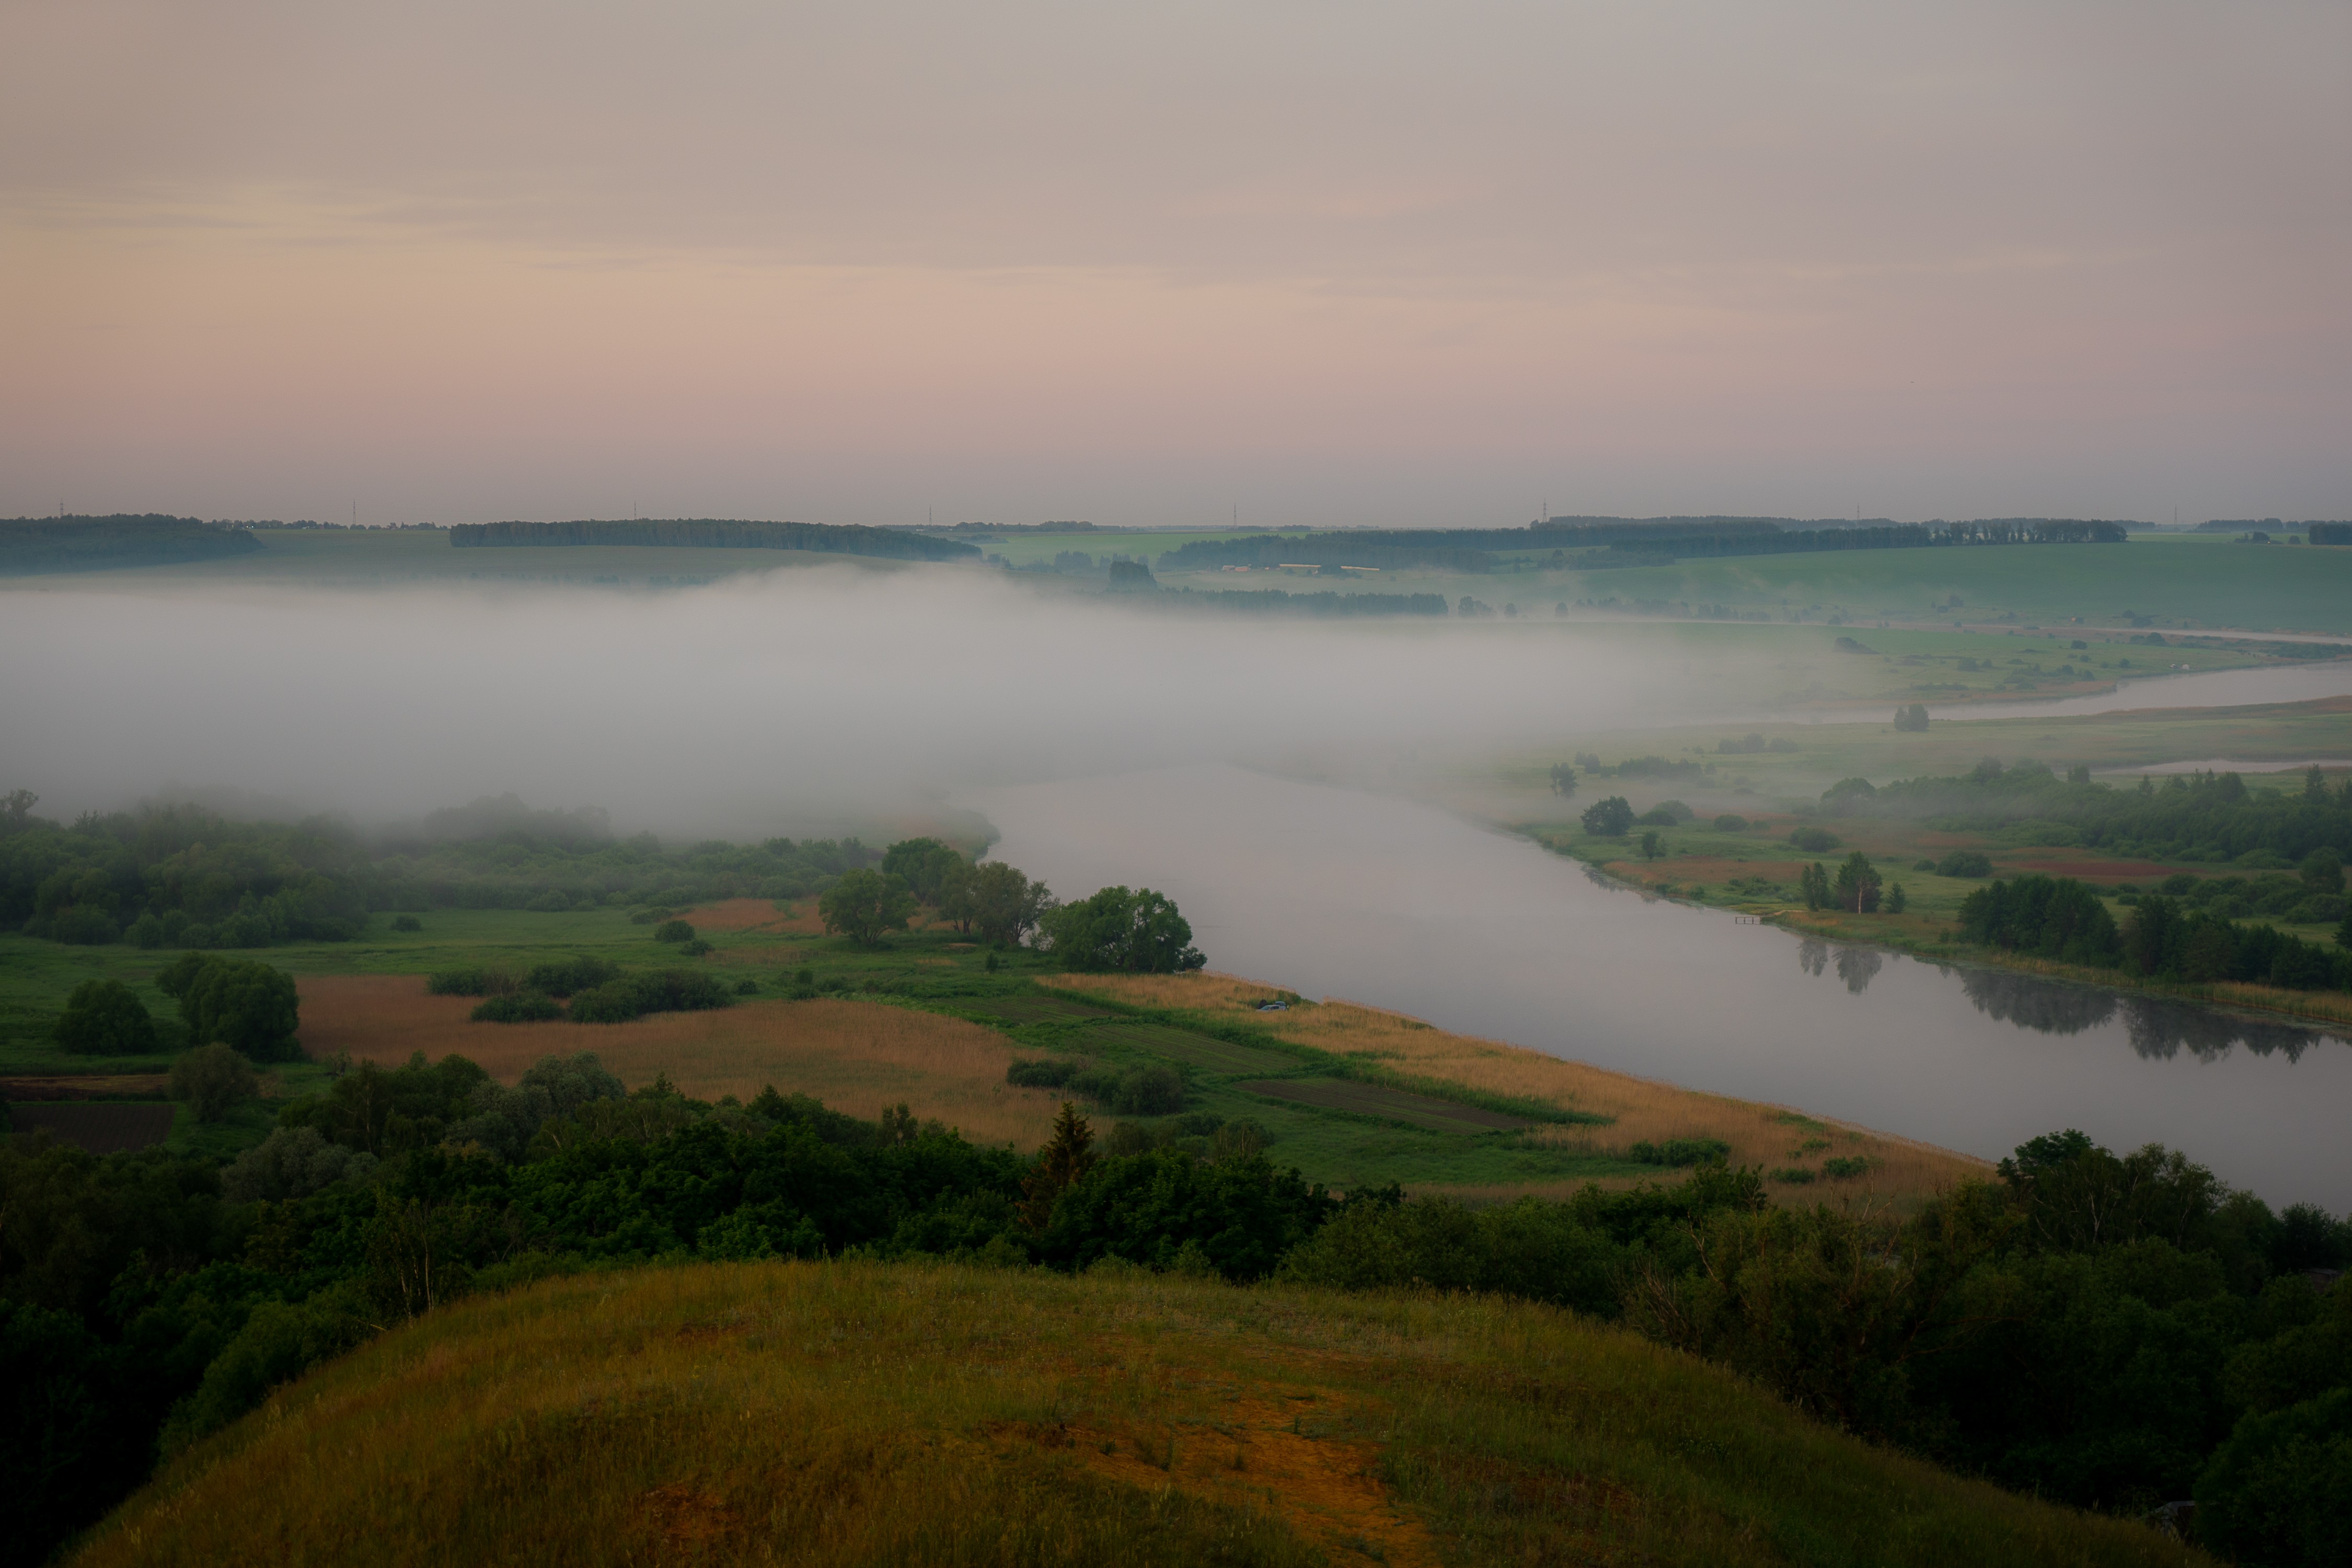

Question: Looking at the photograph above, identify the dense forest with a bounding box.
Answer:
[0,516,261,575]
[446,519,978,562]
[6,1081,2348,1565]
[0,792,880,949]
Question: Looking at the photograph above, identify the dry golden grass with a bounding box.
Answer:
[296,977,1067,1148]
[73,1261,2211,1568]
[668,897,822,934]
[1043,972,1990,1205]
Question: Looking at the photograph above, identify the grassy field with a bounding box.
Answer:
[71,1259,2210,1568]
[3,893,1991,1201]
[1146,533,2352,638]
[1045,974,1986,1203]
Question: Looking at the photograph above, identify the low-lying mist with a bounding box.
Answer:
[3,565,1690,839]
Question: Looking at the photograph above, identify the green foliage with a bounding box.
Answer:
[470,993,563,1023]
[170,1043,259,1123]
[2119,893,2349,989]
[1894,701,1930,731]
[1800,861,1830,910]
[426,967,512,997]
[523,956,619,996]
[564,968,733,1023]
[881,837,965,903]
[1789,824,1841,852]
[1957,874,2122,965]
[1713,813,1749,832]
[1937,849,1995,877]
[1581,795,1634,836]
[53,979,160,1055]
[1639,829,1662,860]
[156,952,302,1062]
[0,514,261,575]
[1628,1138,1731,1167]
[1037,886,1205,973]
[652,918,696,943]
[1831,851,1883,913]
[2195,1388,2352,1566]
[389,915,422,932]
[969,861,1051,946]
[817,869,916,946]
[1884,881,1908,914]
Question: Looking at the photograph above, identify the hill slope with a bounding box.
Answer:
[76,1261,2205,1567]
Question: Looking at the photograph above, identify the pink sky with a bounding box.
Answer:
[3,1,2346,526]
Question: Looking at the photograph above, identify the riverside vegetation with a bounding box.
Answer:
[8,804,2351,1562]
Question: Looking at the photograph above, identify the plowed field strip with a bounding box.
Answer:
[9,1102,176,1152]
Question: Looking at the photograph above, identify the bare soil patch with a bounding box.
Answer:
[296,976,1066,1147]
[9,1102,175,1153]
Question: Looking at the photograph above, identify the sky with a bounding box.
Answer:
[3,0,2346,528]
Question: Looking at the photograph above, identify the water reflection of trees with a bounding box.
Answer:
[1835,947,1882,995]
[1955,966,2343,1062]
[1798,939,1828,978]
[1959,970,2115,1036]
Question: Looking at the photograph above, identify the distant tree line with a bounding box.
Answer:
[8,1089,2350,1564]
[1958,871,2350,991]
[1155,518,2127,575]
[1846,760,2352,881]
[0,515,261,575]
[447,519,978,562]
[0,790,883,949]
[1161,587,1450,616]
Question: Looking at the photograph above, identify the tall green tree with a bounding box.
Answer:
[816,869,915,946]
[1037,886,1205,972]
[1581,795,1634,836]
[155,953,300,1062]
[969,861,1052,947]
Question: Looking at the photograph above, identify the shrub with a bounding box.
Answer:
[471,993,562,1023]
[1713,814,1749,832]
[1068,1064,1185,1115]
[2195,1388,2352,1567]
[733,978,759,995]
[52,979,159,1055]
[1007,1058,1080,1089]
[1770,1167,1818,1184]
[628,906,675,925]
[1936,849,1995,878]
[156,953,301,1062]
[653,919,696,943]
[679,938,712,956]
[426,969,514,997]
[818,869,917,946]
[126,911,166,948]
[1581,795,1634,836]
[170,1042,258,1122]
[566,968,732,1024]
[523,956,619,996]
[1789,826,1841,853]
[1629,1138,1731,1167]
[390,915,422,932]
[1821,1156,1875,1180]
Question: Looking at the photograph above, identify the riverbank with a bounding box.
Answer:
[1534,833,2352,1035]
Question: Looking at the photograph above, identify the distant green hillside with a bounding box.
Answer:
[71,1261,2210,1568]
[0,516,260,575]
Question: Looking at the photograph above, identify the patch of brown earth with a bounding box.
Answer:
[295,975,1067,1147]
[988,1394,1439,1568]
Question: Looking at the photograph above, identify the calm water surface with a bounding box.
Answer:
[977,765,2352,1208]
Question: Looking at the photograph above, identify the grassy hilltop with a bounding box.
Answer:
[71,1260,2208,1568]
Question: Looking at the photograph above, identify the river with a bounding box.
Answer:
[977,764,2352,1208]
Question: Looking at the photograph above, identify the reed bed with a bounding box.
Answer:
[1045,973,1990,1203]
[74,1261,2209,1568]
[297,977,1065,1147]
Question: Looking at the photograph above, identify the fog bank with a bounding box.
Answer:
[2,567,1680,838]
